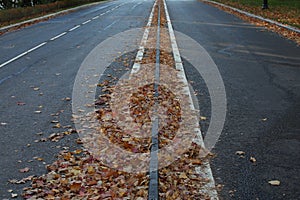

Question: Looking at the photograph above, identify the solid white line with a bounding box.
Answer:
[50,32,67,41]
[92,16,99,20]
[162,0,219,199]
[69,25,80,31]
[131,0,157,74]
[82,19,91,25]
[0,42,47,69]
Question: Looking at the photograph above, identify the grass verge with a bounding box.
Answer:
[0,0,104,28]
[212,0,300,28]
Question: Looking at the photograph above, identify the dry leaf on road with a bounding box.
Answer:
[19,167,30,173]
[268,180,280,186]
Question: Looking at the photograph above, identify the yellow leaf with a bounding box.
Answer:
[268,180,280,186]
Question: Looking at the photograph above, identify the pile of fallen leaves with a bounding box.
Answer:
[22,150,149,199]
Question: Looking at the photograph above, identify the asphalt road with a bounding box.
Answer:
[0,0,300,199]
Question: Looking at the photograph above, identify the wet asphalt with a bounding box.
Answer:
[0,0,300,199]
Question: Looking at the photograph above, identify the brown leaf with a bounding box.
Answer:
[19,167,30,173]
[53,123,61,128]
[179,172,188,179]
[70,182,81,192]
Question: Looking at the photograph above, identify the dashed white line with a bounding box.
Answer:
[0,42,47,68]
[82,19,92,25]
[50,32,67,41]
[69,25,81,31]
[0,2,126,69]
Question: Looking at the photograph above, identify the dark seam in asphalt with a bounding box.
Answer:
[148,1,161,200]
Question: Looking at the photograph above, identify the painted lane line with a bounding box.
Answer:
[0,2,121,69]
[69,25,81,32]
[0,2,126,69]
[103,20,118,30]
[131,0,157,74]
[50,32,67,41]
[82,19,92,25]
[162,0,219,198]
[131,4,138,10]
[92,16,99,20]
[131,1,143,10]
[0,42,47,69]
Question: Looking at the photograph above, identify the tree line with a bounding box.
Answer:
[0,0,58,9]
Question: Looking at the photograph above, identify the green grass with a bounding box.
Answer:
[222,0,300,8]
[213,0,300,28]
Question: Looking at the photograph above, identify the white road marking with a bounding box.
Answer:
[0,2,127,69]
[131,1,143,10]
[69,25,81,31]
[50,32,67,41]
[131,4,138,10]
[0,42,47,68]
[103,20,118,30]
[131,0,157,74]
[82,19,91,25]
[162,0,219,198]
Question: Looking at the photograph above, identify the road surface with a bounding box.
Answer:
[0,0,299,199]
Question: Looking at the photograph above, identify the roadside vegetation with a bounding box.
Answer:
[212,0,300,28]
[0,0,103,27]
